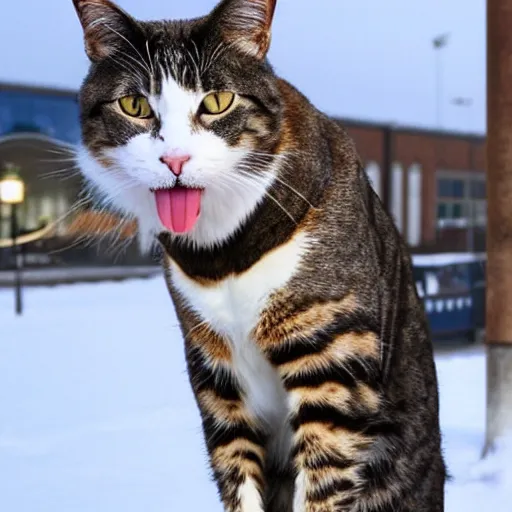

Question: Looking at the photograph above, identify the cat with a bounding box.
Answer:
[72,0,446,510]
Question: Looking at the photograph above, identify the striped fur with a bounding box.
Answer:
[74,0,446,510]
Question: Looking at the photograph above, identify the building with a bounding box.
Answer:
[0,83,82,242]
[343,120,486,253]
[0,82,486,265]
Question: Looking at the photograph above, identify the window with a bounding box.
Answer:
[436,172,486,228]
[470,180,486,199]
[23,197,39,231]
[407,164,422,246]
[0,203,9,240]
[438,178,465,198]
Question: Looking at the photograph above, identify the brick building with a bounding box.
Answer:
[342,119,486,253]
[0,83,486,261]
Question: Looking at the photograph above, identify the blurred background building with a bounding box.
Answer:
[0,83,80,240]
[0,82,149,267]
[0,80,486,268]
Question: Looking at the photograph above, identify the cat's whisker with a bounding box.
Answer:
[65,202,136,251]
[201,41,221,75]
[261,192,298,225]
[35,196,94,249]
[270,175,316,209]
[103,219,137,252]
[110,55,144,81]
[101,216,136,258]
[38,146,78,157]
[219,171,298,225]
[203,41,229,75]
[39,166,82,181]
[234,152,317,210]
[58,209,133,254]
[91,183,139,209]
[184,46,202,87]
[190,39,203,76]
[145,39,156,91]
[106,50,148,84]
[47,233,90,255]
[39,167,78,178]
[111,233,138,262]
[37,157,79,164]
[102,24,153,78]
[42,173,81,183]
[240,168,315,210]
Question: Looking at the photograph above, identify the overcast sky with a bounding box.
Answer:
[1,0,486,134]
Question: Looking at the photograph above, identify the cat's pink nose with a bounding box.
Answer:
[160,154,191,176]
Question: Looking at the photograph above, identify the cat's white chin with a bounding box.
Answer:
[75,145,276,252]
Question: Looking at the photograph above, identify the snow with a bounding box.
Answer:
[0,277,510,511]
[436,353,512,509]
[412,252,486,267]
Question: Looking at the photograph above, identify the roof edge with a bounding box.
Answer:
[0,81,78,99]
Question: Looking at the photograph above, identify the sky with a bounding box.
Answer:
[0,0,486,134]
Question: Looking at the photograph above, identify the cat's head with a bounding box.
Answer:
[73,0,286,251]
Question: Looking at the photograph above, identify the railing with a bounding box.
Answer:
[412,253,486,342]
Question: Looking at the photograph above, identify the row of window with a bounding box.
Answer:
[436,174,487,228]
[366,165,488,243]
[437,201,487,227]
[438,177,486,200]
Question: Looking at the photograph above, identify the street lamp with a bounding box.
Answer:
[451,97,475,251]
[433,33,450,128]
[0,164,25,315]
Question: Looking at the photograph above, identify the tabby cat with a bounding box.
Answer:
[72,0,446,510]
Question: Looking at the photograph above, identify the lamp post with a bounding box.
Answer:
[0,164,25,315]
[451,97,475,251]
[433,33,450,128]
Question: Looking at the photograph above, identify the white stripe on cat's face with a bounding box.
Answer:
[78,73,275,251]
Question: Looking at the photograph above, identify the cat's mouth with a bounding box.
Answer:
[150,186,203,234]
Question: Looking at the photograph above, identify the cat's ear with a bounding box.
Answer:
[213,0,277,60]
[72,0,140,61]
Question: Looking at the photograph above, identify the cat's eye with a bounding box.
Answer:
[118,95,154,119]
[201,92,235,115]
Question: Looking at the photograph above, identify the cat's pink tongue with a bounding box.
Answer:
[154,187,202,234]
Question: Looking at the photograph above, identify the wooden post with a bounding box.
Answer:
[484,0,512,454]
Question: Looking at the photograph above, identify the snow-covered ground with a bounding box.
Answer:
[0,277,510,511]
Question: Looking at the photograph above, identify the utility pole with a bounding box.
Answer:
[484,0,512,456]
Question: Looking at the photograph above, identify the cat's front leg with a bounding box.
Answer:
[185,332,267,512]
[268,326,383,511]
[288,388,367,512]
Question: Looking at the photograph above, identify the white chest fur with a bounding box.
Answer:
[169,232,310,429]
